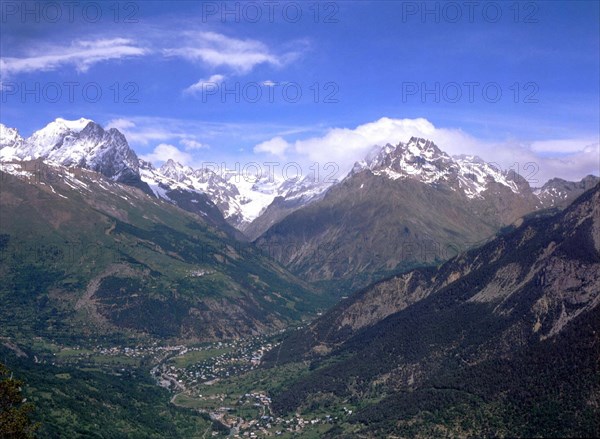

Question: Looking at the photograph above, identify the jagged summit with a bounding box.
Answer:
[0,123,24,158]
[351,137,523,199]
[0,118,148,193]
[534,174,600,208]
[159,159,195,182]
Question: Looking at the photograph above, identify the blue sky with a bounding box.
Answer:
[1,0,598,184]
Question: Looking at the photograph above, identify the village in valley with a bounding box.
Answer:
[150,334,345,437]
[37,331,347,437]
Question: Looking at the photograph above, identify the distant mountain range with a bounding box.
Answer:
[1,120,597,294]
[0,119,331,239]
[139,157,332,239]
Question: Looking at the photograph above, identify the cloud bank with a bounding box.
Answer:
[252,117,599,185]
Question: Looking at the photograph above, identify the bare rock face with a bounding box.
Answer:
[535,174,600,208]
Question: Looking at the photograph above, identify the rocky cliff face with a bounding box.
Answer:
[534,174,599,208]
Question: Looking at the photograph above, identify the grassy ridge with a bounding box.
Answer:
[0,166,330,344]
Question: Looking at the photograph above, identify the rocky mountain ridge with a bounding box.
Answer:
[140,157,332,235]
[0,118,149,193]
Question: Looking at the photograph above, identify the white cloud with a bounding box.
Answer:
[164,31,298,74]
[254,136,290,157]
[106,117,180,145]
[0,38,147,77]
[252,117,599,185]
[139,143,192,166]
[180,138,209,150]
[184,74,225,95]
[104,115,315,147]
[512,145,599,185]
[262,80,277,87]
[0,29,300,84]
[106,118,136,131]
[530,139,599,154]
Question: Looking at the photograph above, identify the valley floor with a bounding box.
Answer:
[148,331,351,438]
[4,330,346,438]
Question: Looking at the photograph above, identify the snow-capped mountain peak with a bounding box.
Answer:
[353,137,453,183]
[0,123,24,146]
[137,156,335,230]
[159,159,191,181]
[350,137,526,199]
[21,117,93,158]
[0,118,144,189]
[0,123,25,161]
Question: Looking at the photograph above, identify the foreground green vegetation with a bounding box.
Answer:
[0,343,224,438]
[0,362,38,438]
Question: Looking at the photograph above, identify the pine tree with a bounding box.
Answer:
[0,363,38,439]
